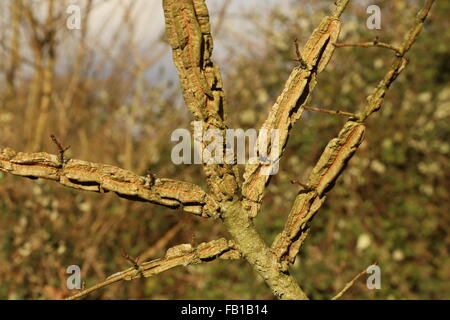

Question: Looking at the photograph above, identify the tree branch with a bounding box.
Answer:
[0,147,219,217]
[332,0,350,18]
[163,0,329,300]
[66,238,241,300]
[331,263,375,300]
[334,40,402,55]
[360,0,435,120]
[272,0,435,267]
[272,121,365,265]
[163,0,225,127]
[242,2,348,218]
[163,0,240,204]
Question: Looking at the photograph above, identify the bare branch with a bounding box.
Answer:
[242,14,343,218]
[272,122,366,265]
[165,0,323,294]
[0,147,219,217]
[333,39,402,55]
[303,105,358,118]
[360,0,435,120]
[399,0,435,55]
[66,238,240,300]
[162,0,227,129]
[272,0,436,267]
[331,263,376,300]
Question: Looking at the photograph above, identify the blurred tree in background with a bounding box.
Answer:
[0,0,448,299]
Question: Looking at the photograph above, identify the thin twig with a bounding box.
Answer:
[66,274,124,300]
[303,105,358,118]
[293,38,308,69]
[331,263,377,300]
[66,238,238,300]
[291,179,312,190]
[334,40,402,56]
[122,253,140,269]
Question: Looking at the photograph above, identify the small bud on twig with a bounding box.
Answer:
[50,134,70,165]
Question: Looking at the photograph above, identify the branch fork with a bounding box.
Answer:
[0,0,435,300]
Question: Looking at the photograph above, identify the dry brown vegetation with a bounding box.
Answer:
[0,0,448,299]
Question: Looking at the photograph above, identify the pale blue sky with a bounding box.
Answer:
[86,0,284,46]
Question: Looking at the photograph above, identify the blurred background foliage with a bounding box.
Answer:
[0,0,448,299]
